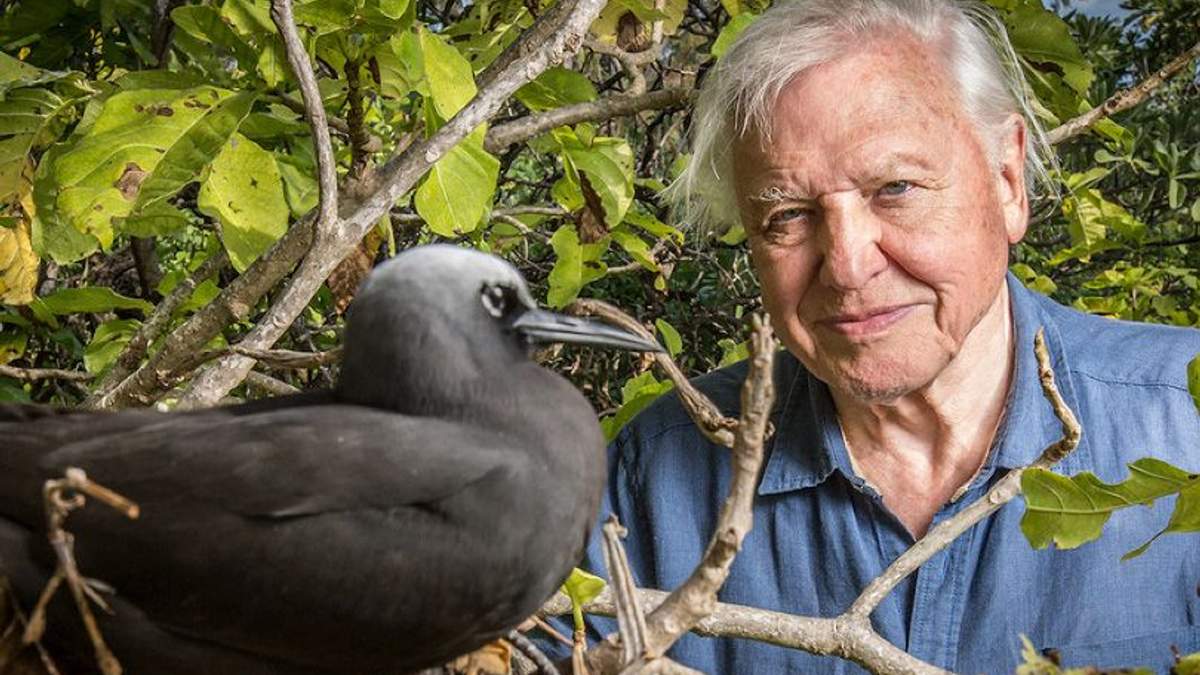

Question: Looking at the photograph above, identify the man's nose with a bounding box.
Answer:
[816,195,887,291]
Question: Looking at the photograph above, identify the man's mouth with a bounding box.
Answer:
[820,305,915,338]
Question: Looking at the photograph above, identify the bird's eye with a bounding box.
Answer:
[480,284,511,318]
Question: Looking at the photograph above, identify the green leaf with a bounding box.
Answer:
[419,27,476,119]
[560,568,606,633]
[612,227,658,272]
[712,12,759,58]
[0,51,44,86]
[170,4,258,69]
[84,318,139,374]
[0,83,85,206]
[559,133,635,228]
[1003,5,1093,94]
[1060,185,1143,246]
[35,287,153,315]
[1175,651,1200,675]
[45,86,248,249]
[413,127,499,237]
[718,338,749,367]
[197,134,289,273]
[515,67,598,112]
[654,318,682,357]
[378,0,410,20]
[600,371,674,441]
[0,327,28,366]
[1188,354,1200,413]
[1021,458,1200,553]
[547,224,584,309]
[126,91,256,233]
[30,145,101,264]
[545,224,608,308]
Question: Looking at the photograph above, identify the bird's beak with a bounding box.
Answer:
[511,309,664,353]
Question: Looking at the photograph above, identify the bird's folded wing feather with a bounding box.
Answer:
[38,404,519,519]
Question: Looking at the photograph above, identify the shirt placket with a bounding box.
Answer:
[904,494,976,670]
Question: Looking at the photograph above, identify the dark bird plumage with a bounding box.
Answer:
[0,245,658,674]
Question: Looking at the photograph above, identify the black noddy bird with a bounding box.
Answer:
[0,245,659,674]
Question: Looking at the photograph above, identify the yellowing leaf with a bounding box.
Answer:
[0,215,37,305]
[198,134,289,272]
[414,127,498,237]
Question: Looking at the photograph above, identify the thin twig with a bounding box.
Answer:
[542,588,944,675]
[27,469,140,675]
[600,518,649,665]
[566,299,738,447]
[507,629,563,675]
[485,87,693,154]
[1046,40,1200,145]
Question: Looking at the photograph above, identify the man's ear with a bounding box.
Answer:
[996,113,1029,244]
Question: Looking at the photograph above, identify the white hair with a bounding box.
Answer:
[663,0,1060,234]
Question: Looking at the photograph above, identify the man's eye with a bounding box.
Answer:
[766,207,810,227]
[878,180,912,197]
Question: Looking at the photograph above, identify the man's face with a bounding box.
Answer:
[732,33,1028,402]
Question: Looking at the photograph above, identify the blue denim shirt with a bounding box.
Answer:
[544,275,1200,674]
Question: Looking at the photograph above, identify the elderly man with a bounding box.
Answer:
[544,0,1200,672]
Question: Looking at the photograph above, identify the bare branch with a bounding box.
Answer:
[1047,40,1200,145]
[270,0,338,237]
[86,252,228,408]
[0,366,93,383]
[231,345,343,369]
[580,316,776,673]
[270,94,351,136]
[485,87,693,154]
[567,299,739,447]
[243,371,301,397]
[542,588,947,675]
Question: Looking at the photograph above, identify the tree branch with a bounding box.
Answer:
[270,0,338,237]
[86,252,228,408]
[577,315,776,673]
[567,299,738,447]
[1046,40,1200,145]
[485,87,693,154]
[542,588,947,675]
[0,366,93,382]
[168,0,609,409]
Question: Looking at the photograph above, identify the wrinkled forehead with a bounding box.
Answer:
[737,31,963,148]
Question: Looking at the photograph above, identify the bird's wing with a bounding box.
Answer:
[11,405,537,672]
[38,403,516,519]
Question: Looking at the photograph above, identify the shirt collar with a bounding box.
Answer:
[757,273,1089,497]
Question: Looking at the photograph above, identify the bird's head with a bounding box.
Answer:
[338,245,660,411]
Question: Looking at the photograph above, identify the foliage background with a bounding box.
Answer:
[0,0,1195,428]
